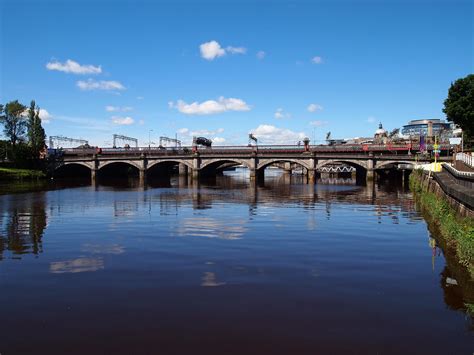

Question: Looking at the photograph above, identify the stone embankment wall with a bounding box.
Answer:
[418,167,474,218]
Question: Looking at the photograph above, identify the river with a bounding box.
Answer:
[0,169,472,354]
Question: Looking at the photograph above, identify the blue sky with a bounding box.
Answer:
[1,0,472,146]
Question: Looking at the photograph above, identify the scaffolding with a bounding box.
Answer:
[159,136,181,148]
[49,136,89,149]
[113,134,138,148]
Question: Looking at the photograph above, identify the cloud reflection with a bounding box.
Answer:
[50,257,104,274]
[177,217,247,239]
[201,272,226,287]
[81,243,125,255]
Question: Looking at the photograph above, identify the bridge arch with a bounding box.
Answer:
[200,158,252,170]
[98,160,142,171]
[98,161,141,178]
[54,162,92,178]
[316,159,368,171]
[147,159,193,170]
[257,158,311,171]
[375,160,415,170]
[56,161,93,171]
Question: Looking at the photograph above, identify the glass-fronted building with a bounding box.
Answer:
[401,119,451,137]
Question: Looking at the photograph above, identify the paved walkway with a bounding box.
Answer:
[454,159,474,172]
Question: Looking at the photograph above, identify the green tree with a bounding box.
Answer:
[443,74,474,142]
[27,100,46,159]
[0,100,27,147]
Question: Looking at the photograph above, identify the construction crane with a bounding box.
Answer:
[49,136,89,149]
[113,134,138,148]
[159,136,181,148]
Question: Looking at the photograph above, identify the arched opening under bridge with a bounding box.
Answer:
[257,159,312,184]
[54,163,91,179]
[98,162,139,179]
[200,159,250,176]
[317,160,368,184]
[146,161,190,188]
[375,161,413,184]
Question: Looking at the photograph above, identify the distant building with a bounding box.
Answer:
[326,139,347,146]
[373,123,388,144]
[401,119,451,137]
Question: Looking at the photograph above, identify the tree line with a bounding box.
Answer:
[0,100,46,167]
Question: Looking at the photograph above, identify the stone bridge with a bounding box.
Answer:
[54,147,448,183]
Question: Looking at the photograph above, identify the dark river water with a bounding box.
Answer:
[0,170,473,354]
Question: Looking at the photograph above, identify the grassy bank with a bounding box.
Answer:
[0,167,46,180]
[410,170,474,276]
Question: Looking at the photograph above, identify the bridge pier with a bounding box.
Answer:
[366,169,375,182]
[366,156,375,182]
[308,169,316,183]
[139,169,146,185]
[91,169,97,182]
[283,162,292,174]
[249,168,264,181]
[179,163,188,176]
[191,168,200,180]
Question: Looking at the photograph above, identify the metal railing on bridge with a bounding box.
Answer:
[55,143,453,157]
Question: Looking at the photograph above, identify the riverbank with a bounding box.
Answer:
[0,167,46,180]
[410,169,474,277]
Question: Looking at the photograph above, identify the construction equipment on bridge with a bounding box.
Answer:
[193,136,212,147]
[49,136,89,149]
[248,133,258,145]
[159,136,181,148]
[113,134,138,148]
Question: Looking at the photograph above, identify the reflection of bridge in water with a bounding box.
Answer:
[0,174,472,311]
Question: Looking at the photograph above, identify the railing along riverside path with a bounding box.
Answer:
[455,152,474,168]
[52,143,453,183]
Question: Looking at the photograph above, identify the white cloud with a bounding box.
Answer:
[226,46,247,54]
[138,119,145,125]
[46,59,102,74]
[311,56,323,64]
[212,137,226,144]
[307,103,323,113]
[191,128,224,136]
[309,120,328,127]
[251,124,306,145]
[169,97,250,115]
[105,105,133,112]
[177,128,189,134]
[274,108,291,119]
[200,40,226,60]
[199,40,247,60]
[77,79,125,91]
[21,108,53,123]
[367,116,376,123]
[256,50,266,59]
[136,96,144,100]
[111,116,134,125]
[38,109,52,123]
